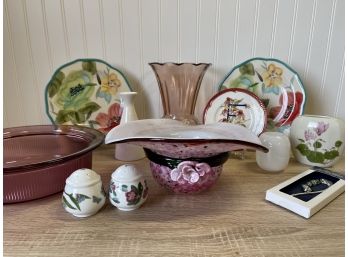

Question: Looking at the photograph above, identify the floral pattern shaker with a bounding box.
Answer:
[63,168,106,217]
[109,164,148,211]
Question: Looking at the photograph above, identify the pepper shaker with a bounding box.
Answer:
[109,164,148,211]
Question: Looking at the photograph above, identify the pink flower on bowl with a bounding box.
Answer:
[170,161,211,184]
[144,148,229,193]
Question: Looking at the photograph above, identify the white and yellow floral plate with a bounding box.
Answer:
[45,59,132,133]
[203,88,267,136]
[218,57,306,135]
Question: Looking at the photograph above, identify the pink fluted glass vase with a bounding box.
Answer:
[149,62,211,124]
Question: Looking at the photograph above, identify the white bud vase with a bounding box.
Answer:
[115,92,145,161]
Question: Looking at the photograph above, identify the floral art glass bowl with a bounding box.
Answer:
[105,119,268,193]
[4,125,104,203]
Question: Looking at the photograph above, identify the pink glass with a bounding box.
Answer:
[150,162,223,193]
[4,125,104,203]
[149,62,211,124]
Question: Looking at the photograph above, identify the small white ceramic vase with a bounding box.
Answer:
[62,168,106,217]
[109,164,148,211]
[289,115,344,167]
[115,92,145,161]
[256,132,290,172]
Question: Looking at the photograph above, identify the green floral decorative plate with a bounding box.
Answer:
[218,57,306,135]
[45,59,132,133]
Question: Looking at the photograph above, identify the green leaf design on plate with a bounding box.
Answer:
[62,195,76,210]
[96,72,102,85]
[55,110,78,124]
[249,82,259,88]
[335,140,343,148]
[239,63,255,75]
[84,83,97,87]
[261,98,270,108]
[55,70,94,110]
[78,102,101,115]
[48,71,65,98]
[255,71,263,82]
[82,61,97,75]
[55,102,100,124]
[298,138,305,143]
[229,74,254,89]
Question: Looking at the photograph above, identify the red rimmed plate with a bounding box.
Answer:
[203,88,267,136]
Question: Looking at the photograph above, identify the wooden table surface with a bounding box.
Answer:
[4,145,345,257]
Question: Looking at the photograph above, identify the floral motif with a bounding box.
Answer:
[96,70,122,103]
[62,192,91,211]
[227,63,257,92]
[109,181,120,204]
[126,182,143,205]
[53,70,101,124]
[46,60,132,132]
[95,102,122,133]
[268,91,304,127]
[220,59,305,134]
[304,130,317,141]
[109,181,147,205]
[170,161,211,184]
[314,122,329,136]
[219,97,249,126]
[296,122,342,164]
[262,64,283,87]
[126,190,138,203]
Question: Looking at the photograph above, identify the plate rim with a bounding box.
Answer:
[216,57,307,129]
[203,88,267,135]
[44,58,133,127]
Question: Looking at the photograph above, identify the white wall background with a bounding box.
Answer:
[4,0,345,128]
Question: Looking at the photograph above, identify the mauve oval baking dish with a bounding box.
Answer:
[4,125,104,203]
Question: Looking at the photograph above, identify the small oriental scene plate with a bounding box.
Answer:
[105,119,268,158]
[219,57,306,135]
[203,88,266,136]
[45,59,132,133]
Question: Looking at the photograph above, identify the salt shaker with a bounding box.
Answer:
[62,168,106,217]
[256,132,290,172]
[109,164,148,211]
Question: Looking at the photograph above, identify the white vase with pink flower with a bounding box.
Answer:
[290,115,344,167]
